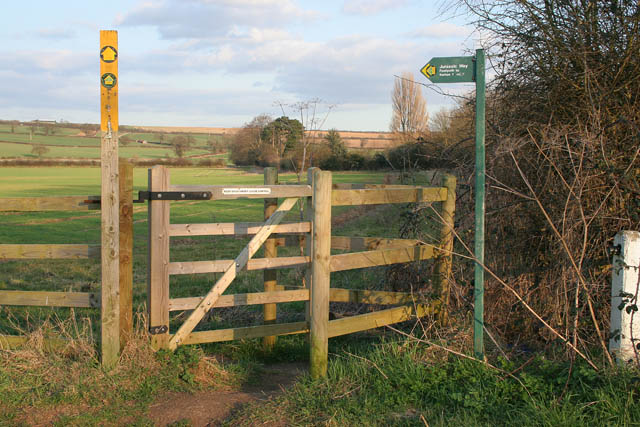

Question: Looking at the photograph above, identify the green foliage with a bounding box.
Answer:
[170,135,193,158]
[260,116,303,156]
[156,346,202,387]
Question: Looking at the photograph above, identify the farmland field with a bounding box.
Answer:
[0,123,226,160]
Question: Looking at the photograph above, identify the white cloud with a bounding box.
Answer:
[37,28,77,40]
[342,0,407,16]
[408,22,472,39]
[116,0,319,41]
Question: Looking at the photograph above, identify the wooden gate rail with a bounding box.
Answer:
[168,184,312,200]
[169,221,310,237]
[168,287,424,312]
[168,256,309,275]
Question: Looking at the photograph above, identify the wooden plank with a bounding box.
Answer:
[0,291,99,308]
[0,196,100,211]
[169,289,309,311]
[169,184,312,200]
[168,256,309,275]
[263,167,278,349]
[0,244,100,260]
[332,183,410,190]
[331,187,447,206]
[328,304,436,338]
[0,335,68,351]
[434,173,456,324]
[168,197,300,350]
[330,236,421,251]
[304,167,316,323]
[329,288,416,305]
[310,170,331,379]
[148,165,171,350]
[169,221,310,237]
[277,235,422,250]
[180,321,309,345]
[119,160,134,348]
[330,245,436,272]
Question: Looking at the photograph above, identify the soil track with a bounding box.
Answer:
[149,362,306,426]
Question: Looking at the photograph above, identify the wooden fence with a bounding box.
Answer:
[147,165,456,378]
[0,161,134,363]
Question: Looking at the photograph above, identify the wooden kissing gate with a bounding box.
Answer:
[147,165,456,378]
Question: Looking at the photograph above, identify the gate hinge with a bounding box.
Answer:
[134,191,211,203]
[149,325,168,335]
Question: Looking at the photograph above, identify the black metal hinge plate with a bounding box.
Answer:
[149,325,168,335]
[135,191,211,203]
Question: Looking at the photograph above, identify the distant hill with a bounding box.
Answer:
[136,125,400,151]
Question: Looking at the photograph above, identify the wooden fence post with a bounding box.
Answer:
[434,173,456,324]
[263,167,278,349]
[100,29,120,368]
[148,166,170,350]
[310,170,331,378]
[119,159,133,349]
[610,231,640,364]
[305,167,317,323]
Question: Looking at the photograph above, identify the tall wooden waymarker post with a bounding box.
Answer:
[100,30,120,368]
[420,49,486,360]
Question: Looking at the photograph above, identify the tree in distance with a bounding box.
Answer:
[170,135,193,158]
[230,114,272,166]
[390,72,429,143]
[260,116,303,167]
[31,144,49,158]
[119,135,133,146]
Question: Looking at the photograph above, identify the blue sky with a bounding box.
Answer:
[0,0,479,131]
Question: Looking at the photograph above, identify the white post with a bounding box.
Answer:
[610,231,640,365]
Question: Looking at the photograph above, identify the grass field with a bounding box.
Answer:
[0,123,224,160]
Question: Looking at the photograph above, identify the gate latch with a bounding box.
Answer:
[134,191,211,203]
[149,325,168,335]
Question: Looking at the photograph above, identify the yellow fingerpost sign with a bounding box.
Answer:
[100,30,118,132]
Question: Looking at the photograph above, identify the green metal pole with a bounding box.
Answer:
[474,49,486,360]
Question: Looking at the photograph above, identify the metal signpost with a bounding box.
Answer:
[420,49,486,359]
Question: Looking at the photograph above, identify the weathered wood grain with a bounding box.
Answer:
[169,289,309,311]
[168,256,309,275]
[331,187,447,206]
[310,170,331,379]
[329,244,436,272]
[0,290,99,308]
[180,321,309,345]
[328,303,435,338]
[169,221,310,237]
[0,196,100,212]
[0,244,100,259]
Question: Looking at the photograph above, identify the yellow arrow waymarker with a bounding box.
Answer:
[100,46,117,62]
[421,63,436,78]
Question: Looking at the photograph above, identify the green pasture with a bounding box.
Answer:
[0,132,100,146]
[0,141,211,159]
[0,124,220,159]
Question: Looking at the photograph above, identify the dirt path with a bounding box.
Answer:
[148,362,306,426]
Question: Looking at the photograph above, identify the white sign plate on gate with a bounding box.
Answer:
[222,188,272,195]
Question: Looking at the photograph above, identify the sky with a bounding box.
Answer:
[0,0,480,131]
